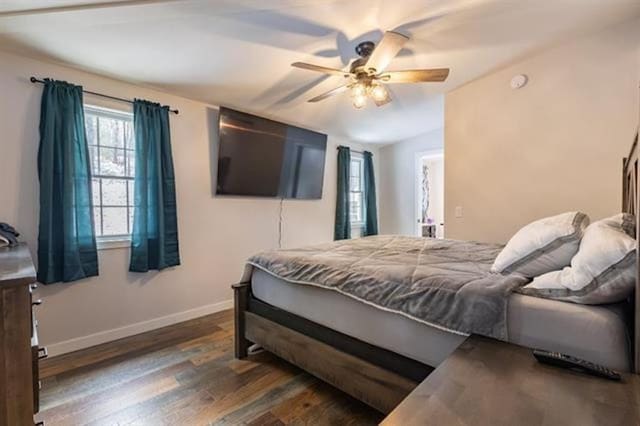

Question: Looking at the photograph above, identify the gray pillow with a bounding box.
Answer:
[491,212,590,278]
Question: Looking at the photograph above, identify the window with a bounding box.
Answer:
[85,106,135,241]
[349,156,364,225]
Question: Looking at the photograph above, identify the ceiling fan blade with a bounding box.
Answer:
[364,31,409,73]
[379,68,450,83]
[292,62,351,78]
[308,84,351,103]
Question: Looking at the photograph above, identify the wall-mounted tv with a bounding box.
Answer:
[216,107,327,199]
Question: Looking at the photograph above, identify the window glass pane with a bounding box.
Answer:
[93,207,102,236]
[101,178,127,206]
[86,115,97,145]
[91,178,101,207]
[99,116,125,148]
[99,147,126,176]
[128,180,135,203]
[128,206,135,234]
[102,207,128,235]
[126,149,136,178]
[350,159,362,192]
[125,121,134,150]
[350,192,362,223]
[88,146,99,175]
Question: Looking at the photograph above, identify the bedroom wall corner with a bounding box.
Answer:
[444,18,640,244]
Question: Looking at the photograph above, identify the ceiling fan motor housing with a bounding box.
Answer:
[352,41,377,75]
[355,41,375,58]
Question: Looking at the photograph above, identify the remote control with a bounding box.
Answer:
[532,349,621,381]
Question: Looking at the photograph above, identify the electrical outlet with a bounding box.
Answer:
[455,206,463,218]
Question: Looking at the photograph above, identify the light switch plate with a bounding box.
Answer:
[455,206,463,218]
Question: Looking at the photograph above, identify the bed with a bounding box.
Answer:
[233,133,639,414]
[251,268,631,371]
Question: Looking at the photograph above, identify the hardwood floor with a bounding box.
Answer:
[35,309,383,426]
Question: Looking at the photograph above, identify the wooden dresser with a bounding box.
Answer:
[0,244,44,426]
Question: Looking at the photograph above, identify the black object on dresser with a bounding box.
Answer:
[532,348,622,381]
[0,243,43,426]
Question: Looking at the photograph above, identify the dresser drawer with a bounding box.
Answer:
[30,284,45,415]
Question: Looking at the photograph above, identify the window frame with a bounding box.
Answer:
[84,104,135,250]
[349,154,365,227]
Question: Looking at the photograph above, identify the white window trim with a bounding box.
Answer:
[85,104,133,121]
[96,236,131,250]
[85,104,135,250]
[350,155,365,228]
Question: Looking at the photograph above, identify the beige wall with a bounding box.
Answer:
[378,126,444,235]
[0,50,376,354]
[445,19,640,244]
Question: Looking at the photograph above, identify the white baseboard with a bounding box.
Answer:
[46,299,234,357]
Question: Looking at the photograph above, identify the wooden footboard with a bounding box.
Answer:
[244,311,416,413]
[232,282,251,359]
[232,281,422,414]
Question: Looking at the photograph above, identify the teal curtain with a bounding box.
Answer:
[37,79,98,284]
[334,146,351,240]
[363,151,379,236]
[129,100,180,272]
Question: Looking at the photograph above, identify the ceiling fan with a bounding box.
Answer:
[291,31,449,109]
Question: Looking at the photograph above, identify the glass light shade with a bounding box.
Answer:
[371,84,389,102]
[351,83,367,97]
[352,94,367,109]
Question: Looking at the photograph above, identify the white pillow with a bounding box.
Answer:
[491,212,590,277]
[519,213,636,304]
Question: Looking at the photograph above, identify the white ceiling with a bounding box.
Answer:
[0,0,638,143]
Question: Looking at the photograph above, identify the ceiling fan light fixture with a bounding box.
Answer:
[370,84,389,102]
[352,94,367,109]
[351,82,367,98]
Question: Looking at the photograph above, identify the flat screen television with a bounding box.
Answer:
[216,107,327,199]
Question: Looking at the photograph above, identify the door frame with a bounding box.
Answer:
[414,149,444,237]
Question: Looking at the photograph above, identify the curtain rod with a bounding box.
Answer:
[30,77,179,115]
[337,145,369,155]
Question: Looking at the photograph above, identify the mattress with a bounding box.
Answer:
[251,268,631,372]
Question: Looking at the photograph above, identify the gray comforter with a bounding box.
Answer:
[245,235,529,340]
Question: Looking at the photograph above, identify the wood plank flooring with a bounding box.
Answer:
[35,309,383,426]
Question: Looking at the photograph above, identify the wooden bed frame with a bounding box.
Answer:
[234,131,640,414]
[623,130,639,374]
[232,283,432,413]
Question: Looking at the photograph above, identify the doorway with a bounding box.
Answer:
[415,150,444,238]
